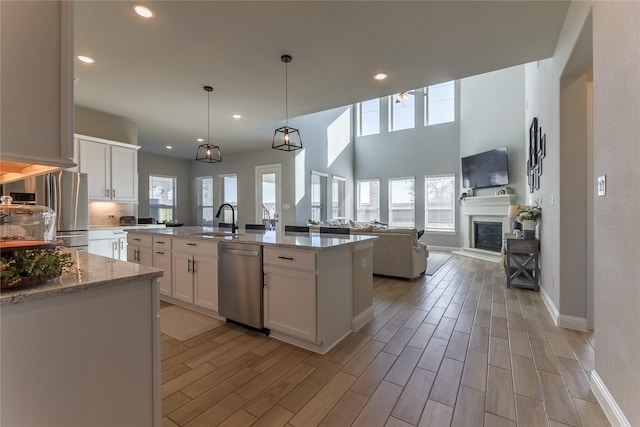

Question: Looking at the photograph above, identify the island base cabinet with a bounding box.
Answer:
[154,249,172,296]
[0,278,160,427]
[170,239,218,312]
[193,254,218,312]
[264,266,316,343]
[173,252,195,303]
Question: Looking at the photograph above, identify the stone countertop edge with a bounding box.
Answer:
[0,250,163,306]
[126,226,377,250]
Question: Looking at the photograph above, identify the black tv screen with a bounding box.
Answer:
[461,147,509,189]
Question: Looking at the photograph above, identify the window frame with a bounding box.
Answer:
[196,176,214,226]
[356,179,380,223]
[149,174,177,223]
[218,173,238,224]
[424,81,455,126]
[424,174,456,233]
[389,91,416,132]
[356,98,381,137]
[310,170,328,222]
[388,176,415,228]
[331,175,346,220]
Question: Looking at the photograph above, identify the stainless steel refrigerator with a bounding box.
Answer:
[1,171,89,250]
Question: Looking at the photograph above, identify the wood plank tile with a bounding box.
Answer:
[572,397,612,427]
[327,331,372,365]
[162,363,191,384]
[451,386,485,427]
[374,318,406,343]
[383,326,418,356]
[509,328,533,358]
[162,361,217,399]
[318,390,368,427]
[489,336,512,370]
[511,354,543,399]
[162,391,191,418]
[237,350,308,400]
[181,352,260,399]
[555,356,596,402]
[530,339,561,374]
[524,318,548,342]
[429,357,464,407]
[454,312,474,334]
[485,365,516,420]
[485,412,517,427]
[350,350,397,397]
[183,392,247,427]
[403,309,428,329]
[162,417,180,427]
[568,339,595,373]
[385,416,415,427]
[252,405,294,427]
[417,399,453,427]
[342,339,386,376]
[278,360,343,413]
[288,371,357,427]
[468,325,490,353]
[217,409,256,427]
[407,322,436,349]
[444,331,470,362]
[417,337,448,372]
[352,381,403,427]
[385,345,423,387]
[391,367,436,425]
[507,311,526,331]
[546,331,578,360]
[424,307,446,325]
[515,394,549,427]
[461,350,487,392]
[491,315,509,339]
[538,370,581,426]
[250,338,282,357]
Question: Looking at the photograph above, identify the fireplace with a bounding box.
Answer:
[474,221,502,252]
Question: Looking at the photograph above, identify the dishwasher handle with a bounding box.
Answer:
[222,248,260,257]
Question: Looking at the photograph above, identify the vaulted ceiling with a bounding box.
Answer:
[74,1,570,159]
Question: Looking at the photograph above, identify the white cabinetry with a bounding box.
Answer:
[152,236,172,296]
[89,229,128,261]
[127,232,152,266]
[172,238,218,312]
[77,135,139,202]
[263,245,352,353]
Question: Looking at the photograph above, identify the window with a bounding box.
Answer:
[388,177,415,227]
[356,179,380,222]
[357,98,380,136]
[390,91,415,131]
[219,174,238,224]
[311,171,328,222]
[425,81,455,125]
[149,175,176,223]
[425,175,456,231]
[196,176,214,226]
[332,176,346,220]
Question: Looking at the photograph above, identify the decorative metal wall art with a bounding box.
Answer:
[528,117,546,193]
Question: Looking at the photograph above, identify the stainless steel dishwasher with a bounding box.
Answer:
[218,242,265,330]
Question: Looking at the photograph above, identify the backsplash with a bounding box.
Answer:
[89,202,138,226]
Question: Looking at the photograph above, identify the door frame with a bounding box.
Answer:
[255,163,282,232]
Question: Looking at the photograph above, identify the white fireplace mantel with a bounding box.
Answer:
[454,194,516,262]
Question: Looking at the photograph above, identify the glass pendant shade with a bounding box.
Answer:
[272,125,302,151]
[272,54,302,152]
[196,85,222,163]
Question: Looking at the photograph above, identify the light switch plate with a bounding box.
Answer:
[597,175,606,196]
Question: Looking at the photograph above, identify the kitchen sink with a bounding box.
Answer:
[191,231,240,239]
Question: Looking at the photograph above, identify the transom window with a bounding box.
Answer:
[357,98,380,136]
[388,177,415,227]
[425,175,456,231]
[196,176,214,226]
[356,179,380,222]
[390,91,416,131]
[149,175,176,223]
[425,81,455,126]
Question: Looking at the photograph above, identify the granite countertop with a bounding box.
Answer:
[127,226,377,250]
[89,224,167,231]
[0,249,163,306]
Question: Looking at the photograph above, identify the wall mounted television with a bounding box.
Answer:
[461,146,509,189]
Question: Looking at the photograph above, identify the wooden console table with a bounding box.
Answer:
[505,238,539,291]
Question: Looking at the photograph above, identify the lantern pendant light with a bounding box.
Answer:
[272,54,302,151]
[196,85,222,163]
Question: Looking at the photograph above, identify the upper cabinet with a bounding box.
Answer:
[77,135,140,202]
[0,1,76,183]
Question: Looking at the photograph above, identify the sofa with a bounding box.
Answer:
[351,226,429,280]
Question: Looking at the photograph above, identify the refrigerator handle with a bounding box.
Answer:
[49,173,58,215]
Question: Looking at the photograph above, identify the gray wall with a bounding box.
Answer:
[138,152,192,224]
[354,87,460,248]
[75,105,138,145]
[592,1,640,424]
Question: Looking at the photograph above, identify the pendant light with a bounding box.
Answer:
[272,54,302,151]
[196,85,222,163]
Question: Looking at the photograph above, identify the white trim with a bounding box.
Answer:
[591,370,632,427]
[75,133,141,150]
[557,314,588,332]
[351,306,374,332]
[426,245,457,252]
[255,164,281,232]
[540,286,559,323]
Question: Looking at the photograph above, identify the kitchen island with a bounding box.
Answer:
[0,250,163,427]
[127,226,376,354]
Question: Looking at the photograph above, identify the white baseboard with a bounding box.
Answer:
[352,306,374,331]
[540,287,589,331]
[591,370,632,427]
[426,245,458,252]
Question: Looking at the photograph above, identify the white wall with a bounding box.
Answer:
[75,106,138,145]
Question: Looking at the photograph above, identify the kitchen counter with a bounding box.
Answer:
[89,224,167,230]
[0,249,163,306]
[127,225,377,249]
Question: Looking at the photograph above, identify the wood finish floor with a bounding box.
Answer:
[160,253,610,427]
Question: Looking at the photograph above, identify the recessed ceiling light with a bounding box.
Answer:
[133,4,155,18]
[232,114,242,119]
[196,138,204,142]
[77,55,95,64]
[374,73,388,81]
[165,145,173,150]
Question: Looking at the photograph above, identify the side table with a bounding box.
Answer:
[505,238,540,291]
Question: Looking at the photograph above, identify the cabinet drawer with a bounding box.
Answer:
[89,229,127,240]
[264,247,316,271]
[173,238,218,257]
[153,236,172,249]
[128,233,152,247]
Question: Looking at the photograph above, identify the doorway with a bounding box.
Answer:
[255,164,281,232]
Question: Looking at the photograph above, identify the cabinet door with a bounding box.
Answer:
[154,250,172,296]
[264,266,316,342]
[172,252,194,303]
[111,146,137,201]
[89,238,117,259]
[80,140,110,200]
[137,245,152,266]
[193,254,218,312]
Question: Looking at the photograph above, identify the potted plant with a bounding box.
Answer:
[518,204,542,239]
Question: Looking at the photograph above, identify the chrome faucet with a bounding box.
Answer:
[215,203,237,233]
